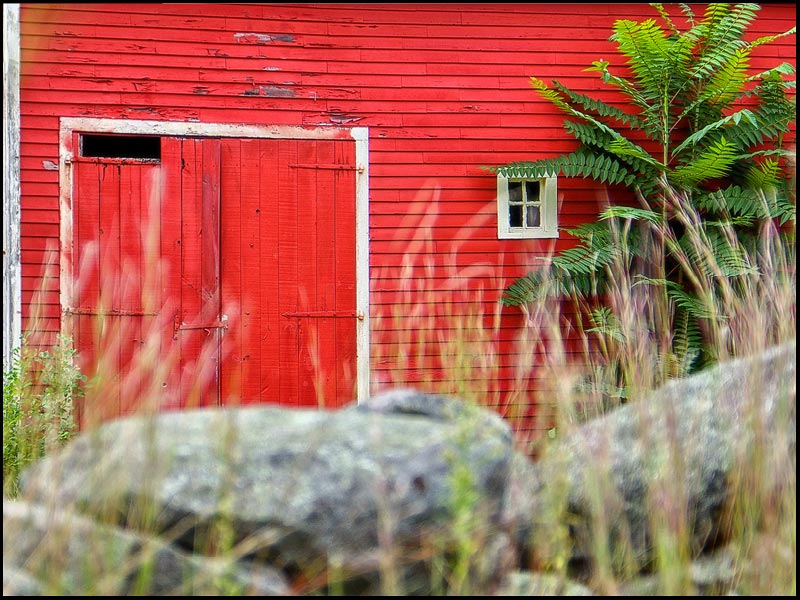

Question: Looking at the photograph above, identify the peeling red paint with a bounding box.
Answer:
[328,112,364,125]
[234,32,294,44]
[243,85,296,98]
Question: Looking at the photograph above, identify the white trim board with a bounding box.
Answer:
[3,4,21,369]
[59,117,370,405]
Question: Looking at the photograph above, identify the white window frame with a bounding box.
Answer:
[496,173,558,239]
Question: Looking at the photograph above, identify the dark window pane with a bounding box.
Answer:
[526,205,541,227]
[509,204,523,227]
[81,135,161,160]
[525,180,540,202]
[508,181,523,203]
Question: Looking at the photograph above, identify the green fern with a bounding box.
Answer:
[586,306,626,343]
[492,149,639,187]
[490,2,796,386]
[553,82,646,129]
[671,136,740,185]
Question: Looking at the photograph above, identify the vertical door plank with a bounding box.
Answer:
[179,138,205,408]
[72,159,101,425]
[333,140,358,406]
[117,164,142,414]
[238,138,263,404]
[314,141,339,408]
[278,139,299,406]
[97,163,122,418]
[159,137,184,410]
[220,139,243,404]
[200,138,222,406]
[295,140,319,406]
[258,138,281,404]
[135,163,163,414]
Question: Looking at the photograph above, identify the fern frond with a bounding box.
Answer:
[563,121,617,148]
[553,244,614,276]
[746,61,795,84]
[552,81,646,129]
[671,109,757,156]
[530,77,575,115]
[677,227,758,279]
[702,46,751,105]
[533,77,662,158]
[697,185,796,224]
[746,26,797,51]
[501,271,547,306]
[679,4,696,27]
[744,158,781,191]
[672,137,738,185]
[493,150,639,186]
[599,206,663,224]
[651,3,681,36]
[500,266,607,306]
[723,103,795,150]
[585,59,655,110]
[606,138,663,171]
[666,281,716,320]
[503,220,633,306]
[669,306,703,376]
[611,18,673,99]
[692,4,758,82]
[586,306,625,343]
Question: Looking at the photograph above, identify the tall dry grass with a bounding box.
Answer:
[3,174,796,594]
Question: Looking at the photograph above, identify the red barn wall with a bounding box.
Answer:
[17,3,797,434]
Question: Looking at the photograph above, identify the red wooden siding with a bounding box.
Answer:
[18,4,797,434]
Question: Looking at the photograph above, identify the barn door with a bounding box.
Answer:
[219,138,358,408]
[69,133,357,424]
[69,135,222,422]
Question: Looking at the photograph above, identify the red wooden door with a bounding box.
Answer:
[69,134,357,424]
[70,154,163,422]
[70,136,222,421]
[219,138,358,408]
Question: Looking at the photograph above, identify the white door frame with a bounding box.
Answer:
[59,117,370,404]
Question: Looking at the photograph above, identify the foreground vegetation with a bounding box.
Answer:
[4,176,795,594]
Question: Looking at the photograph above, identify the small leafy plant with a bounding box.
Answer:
[3,335,84,497]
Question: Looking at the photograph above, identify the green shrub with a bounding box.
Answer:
[491,3,796,397]
[3,335,84,497]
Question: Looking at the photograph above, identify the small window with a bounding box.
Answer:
[80,135,161,160]
[497,174,558,239]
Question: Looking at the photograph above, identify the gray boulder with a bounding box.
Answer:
[523,341,796,578]
[17,388,521,594]
[3,564,44,596]
[3,499,290,595]
[496,571,593,596]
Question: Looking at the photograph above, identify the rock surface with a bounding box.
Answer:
[524,341,796,577]
[3,499,290,595]
[17,387,521,594]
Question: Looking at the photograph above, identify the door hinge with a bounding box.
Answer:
[64,307,159,316]
[173,314,229,339]
[288,164,363,173]
[282,310,364,320]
